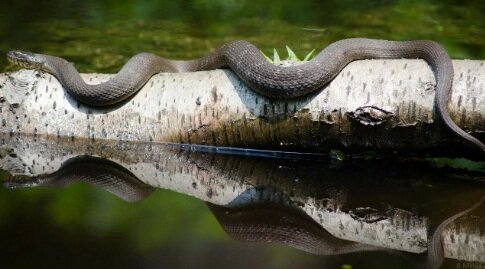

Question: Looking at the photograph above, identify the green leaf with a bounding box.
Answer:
[286,46,299,61]
[303,49,316,61]
[273,48,281,65]
[260,50,273,64]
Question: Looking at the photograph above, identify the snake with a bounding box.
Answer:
[2,155,155,202]
[209,196,485,269]
[207,202,383,256]
[6,38,485,153]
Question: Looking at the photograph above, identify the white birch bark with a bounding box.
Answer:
[1,60,484,154]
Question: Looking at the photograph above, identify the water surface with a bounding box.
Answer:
[0,135,484,268]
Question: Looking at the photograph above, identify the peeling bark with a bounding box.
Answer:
[0,60,484,156]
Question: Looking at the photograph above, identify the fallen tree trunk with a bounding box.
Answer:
[1,59,484,156]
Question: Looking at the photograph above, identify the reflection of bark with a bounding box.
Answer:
[1,59,485,157]
[0,134,484,264]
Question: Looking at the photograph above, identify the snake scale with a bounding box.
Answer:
[6,38,485,153]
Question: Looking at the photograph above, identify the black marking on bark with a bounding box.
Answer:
[197,113,203,127]
[411,102,416,119]
[211,86,218,103]
[223,125,230,145]
[347,106,394,126]
[461,108,467,125]
[211,130,217,145]
[9,104,19,114]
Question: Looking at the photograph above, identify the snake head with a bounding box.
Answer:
[7,50,46,70]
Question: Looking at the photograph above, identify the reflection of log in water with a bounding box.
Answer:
[208,197,484,269]
[0,134,484,266]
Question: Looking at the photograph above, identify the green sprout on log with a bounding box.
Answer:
[261,46,315,64]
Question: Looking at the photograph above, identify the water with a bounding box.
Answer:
[0,134,483,268]
[0,1,484,268]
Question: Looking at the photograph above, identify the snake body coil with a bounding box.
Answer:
[6,38,485,153]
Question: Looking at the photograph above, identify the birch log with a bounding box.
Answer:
[0,60,484,155]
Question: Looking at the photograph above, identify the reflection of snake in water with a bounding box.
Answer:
[208,202,382,255]
[3,155,484,268]
[425,195,485,269]
[210,197,485,269]
[6,38,485,153]
[3,155,154,202]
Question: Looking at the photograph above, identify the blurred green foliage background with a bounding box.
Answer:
[0,0,484,73]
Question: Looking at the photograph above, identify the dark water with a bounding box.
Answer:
[0,1,484,268]
[0,135,484,269]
